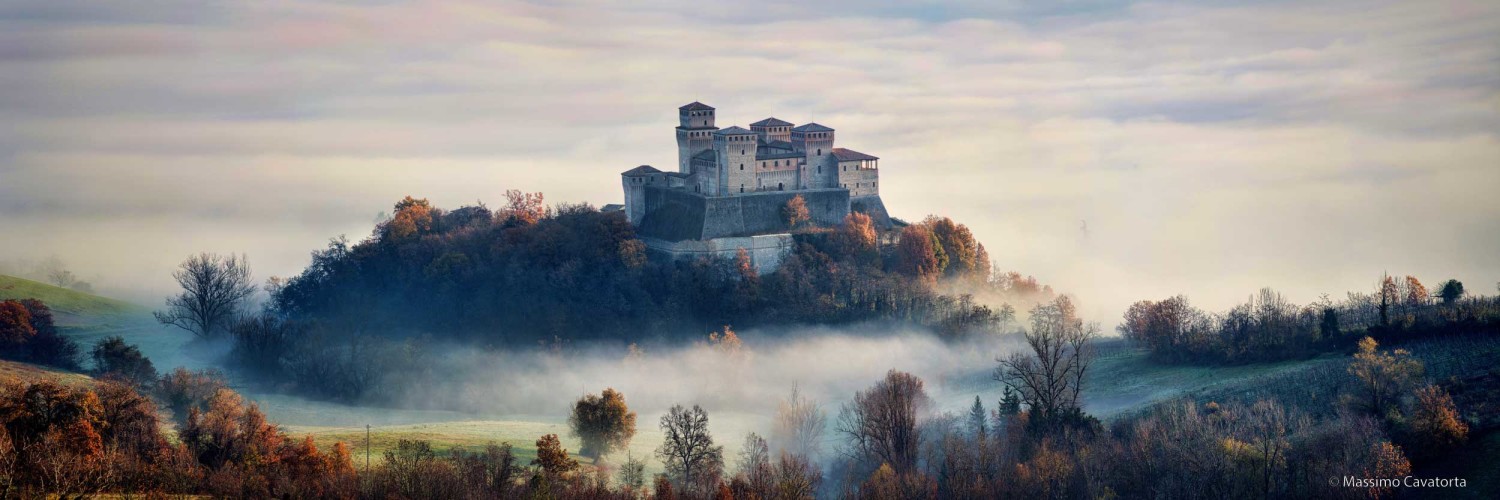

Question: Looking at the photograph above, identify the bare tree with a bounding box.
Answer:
[735,433,773,497]
[154,253,255,338]
[771,387,826,459]
[994,296,1098,425]
[656,404,724,495]
[837,369,930,472]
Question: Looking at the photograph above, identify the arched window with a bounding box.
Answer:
[778,182,784,191]
[740,185,744,193]
[817,148,822,155]
[739,164,744,170]
[741,149,745,155]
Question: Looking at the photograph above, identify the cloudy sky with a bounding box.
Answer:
[2,0,1497,323]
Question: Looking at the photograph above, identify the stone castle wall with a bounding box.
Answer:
[637,186,850,241]
[642,234,794,274]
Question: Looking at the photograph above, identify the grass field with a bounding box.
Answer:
[0,358,96,388]
[0,274,147,327]
[286,421,597,468]
[1081,344,1340,417]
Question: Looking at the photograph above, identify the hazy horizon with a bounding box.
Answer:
[3,0,1498,326]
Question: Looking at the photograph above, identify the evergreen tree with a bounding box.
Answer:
[968,396,987,440]
[999,386,1022,416]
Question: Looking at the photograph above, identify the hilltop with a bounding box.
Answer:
[0,274,146,327]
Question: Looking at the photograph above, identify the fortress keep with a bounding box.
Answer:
[621,101,890,238]
[614,102,892,272]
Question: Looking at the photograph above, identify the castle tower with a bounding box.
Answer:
[714,126,759,195]
[620,165,662,226]
[749,117,793,144]
[791,123,836,189]
[675,102,718,174]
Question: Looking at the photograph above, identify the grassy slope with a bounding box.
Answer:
[0,358,95,388]
[1081,346,1339,418]
[0,274,147,327]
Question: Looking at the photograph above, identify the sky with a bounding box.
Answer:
[1,0,1497,324]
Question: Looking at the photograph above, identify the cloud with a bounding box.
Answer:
[1,0,1497,323]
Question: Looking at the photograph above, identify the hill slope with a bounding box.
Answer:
[0,274,146,326]
[0,358,95,388]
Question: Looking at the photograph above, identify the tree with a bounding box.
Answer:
[47,268,76,289]
[38,256,75,288]
[385,196,435,241]
[157,367,228,425]
[155,253,256,339]
[90,336,157,389]
[617,453,648,493]
[501,190,548,226]
[772,451,823,499]
[1437,280,1465,305]
[771,387,826,459]
[656,404,724,496]
[923,216,979,278]
[0,301,35,347]
[783,195,811,230]
[967,396,987,440]
[1,299,77,369]
[1404,384,1468,461]
[995,296,1098,428]
[834,212,878,258]
[93,380,166,457]
[1403,276,1428,307]
[998,386,1021,416]
[1378,274,1399,327]
[1345,337,1423,417]
[896,225,941,278]
[568,387,637,460]
[837,370,930,472]
[531,433,580,477]
[734,433,773,498]
[654,474,676,500]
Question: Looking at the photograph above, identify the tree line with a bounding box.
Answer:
[148,193,1057,403]
[256,194,1042,344]
[1118,275,1499,364]
[6,291,1483,498]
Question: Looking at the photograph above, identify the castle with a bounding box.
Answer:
[613,102,891,271]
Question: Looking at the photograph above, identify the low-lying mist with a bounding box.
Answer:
[391,325,1026,425]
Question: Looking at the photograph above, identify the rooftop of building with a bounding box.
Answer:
[715,126,755,136]
[831,148,879,161]
[791,122,834,133]
[622,165,662,176]
[750,117,793,127]
[679,101,715,111]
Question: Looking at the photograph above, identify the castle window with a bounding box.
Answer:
[778,182,784,191]
[741,149,745,155]
[740,164,744,170]
[740,185,744,193]
[817,148,822,155]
